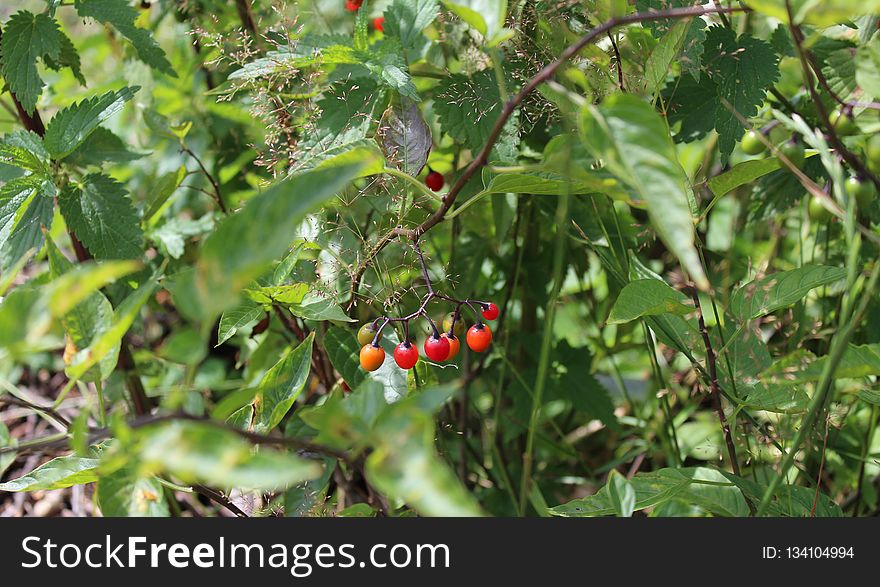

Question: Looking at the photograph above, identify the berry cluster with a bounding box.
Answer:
[344,0,385,32]
[357,242,497,372]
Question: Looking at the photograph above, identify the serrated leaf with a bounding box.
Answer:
[97,466,170,517]
[74,0,175,76]
[729,265,846,319]
[44,87,138,159]
[64,127,142,167]
[217,301,264,346]
[59,174,144,260]
[0,455,99,491]
[384,0,438,62]
[377,99,432,175]
[607,279,692,324]
[0,183,53,272]
[580,95,708,289]
[43,27,85,85]
[136,420,321,491]
[251,333,315,433]
[0,11,62,114]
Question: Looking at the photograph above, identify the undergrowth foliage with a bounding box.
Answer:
[0,0,879,518]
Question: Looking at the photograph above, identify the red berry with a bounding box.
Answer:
[441,333,460,360]
[466,324,492,353]
[345,0,362,12]
[425,170,444,191]
[481,302,499,321]
[424,334,451,362]
[394,341,419,369]
[373,16,385,32]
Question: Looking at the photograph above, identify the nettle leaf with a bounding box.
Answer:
[135,420,322,491]
[74,0,175,76]
[0,10,62,114]
[0,131,50,174]
[580,95,708,289]
[44,87,139,159]
[64,127,143,167]
[217,300,264,346]
[251,332,315,434]
[0,455,99,491]
[59,174,144,260]
[435,70,519,164]
[555,341,619,431]
[43,27,85,85]
[97,465,170,517]
[377,98,432,175]
[822,46,859,102]
[0,181,54,272]
[637,0,707,81]
[384,0,438,62]
[704,27,779,162]
[192,162,370,318]
[856,37,880,99]
[729,265,846,320]
[150,214,214,259]
[607,279,692,324]
[663,73,717,142]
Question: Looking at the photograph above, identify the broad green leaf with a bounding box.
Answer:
[244,283,309,305]
[0,455,99,491]
[323,326,367,390]
[252,333,315,433]
[580,95,708,289]
[764,343,880,383]
[44,87,139,159]
[157,327,206,365]
[707,157,782,197]
[74,0,175,75]
[722,471,841,517]
[289,295,356,323]
[743,0,880,26]
[97,466,170,517]
[150,214,214,259]
[217,301,264,346]
[64,127,143,168]
[0,175,44,253]
[555,341,619,431]
[0,11,62,114]
[193,163,369,318]
[384,0,438,62]
[136,420,321,490]
[44,258,141,317]
[0,184,54,272]
[443,0,507,41]
[377,99,432,176]
[728,265,846,319]
[551,467,749,517]
[607,470,636,517]
[638,1,706,81]
[366,410,484,516]
[645,20,690,94]
[143,166,187,222]
[856,37,880,99]
[607,279,692,324]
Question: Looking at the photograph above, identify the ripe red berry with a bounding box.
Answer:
[394,341,419,369]
[373,16,384,32]
[345,0,362,12]
[481,302,499,321]
[359,344,385,372]
[425,170,444,191]
[466,324,492,353]
[424,334,451,362]
[441,333,460,360]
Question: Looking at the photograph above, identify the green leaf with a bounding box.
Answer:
[607,279,692,324]
[856,37,880,99]
[44,27,85,85]
[43,258,141,318]
[217,301,264,346]
[252,333,315,434]
[664,73,718,142]
[44,87,138,159]
[289,295,356,322]
[193,162,370,318]
[284,455,335,517]
[580,95,708,289]
[443,0,507,41]
[555,341,619,431]
[384,0,438,62]
[764,343,880,383]
[0,175,44,252]
[367,410,484,516]
[64,127,142,167]
[97,466,170,517]
[143,165,186,222]
[136,420,322,491]
[742,0,880,26]
[707,157,782,197]
[704,27,779,163]
[59,174,144,260]
[0,133,49,174]
[435,71,518,164]
[637,0,707,80]
[0,183,53,272]
[323,326,368,390]
[728,265,846,319]
[644,20,691,94]
[0,11,62,114]
[74,0,175,76]
[0,454,99,491]
[551,467,750,517]
[607,470,636,517]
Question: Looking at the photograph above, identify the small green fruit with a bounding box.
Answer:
[845,176,876,210]
[779,139,805,170]
[866,135,880,173]
[741,130,767,155]
[808,195,833,223]
[829,109,857,136]
[357,322,381,346]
